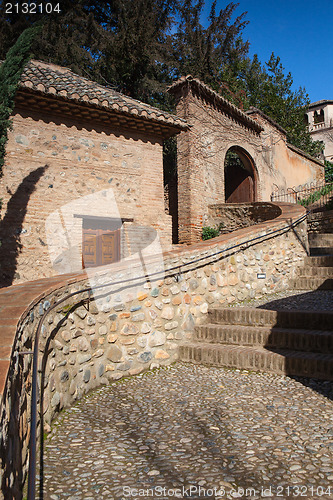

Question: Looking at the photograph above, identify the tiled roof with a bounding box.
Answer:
[309,99,333,108]
[18,60,188,130]
[246,106,287,135]
[168,75,264,134]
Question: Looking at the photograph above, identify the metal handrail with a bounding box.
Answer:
[271,181,333,209]
[27,210,308,499]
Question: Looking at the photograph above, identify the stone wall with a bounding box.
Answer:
[307,209,333,233]
[0,203,308,498]
[206,202,282,234]
[0,106,172,286]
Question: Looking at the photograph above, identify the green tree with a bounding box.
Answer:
[171,0,249,90]
[97,0,177,102]
[0,1,250,104]
[236,53,323,158]
[325,160,333,183]
[0,1,103,79]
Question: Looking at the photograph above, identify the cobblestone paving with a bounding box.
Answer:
[39,363,333,500]
[229,290,333,312]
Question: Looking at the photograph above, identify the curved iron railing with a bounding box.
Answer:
[271,181,333,209]
[27,210,308,499]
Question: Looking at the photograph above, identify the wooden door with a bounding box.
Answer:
[225,164,254,203]
[100,231,120,265]
[82,229,98,268]
[82,227,120,268]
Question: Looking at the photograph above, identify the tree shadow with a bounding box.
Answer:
[0,165,48,288]
[259,283,333,400]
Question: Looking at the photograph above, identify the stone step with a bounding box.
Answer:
[304,255,333,267]
[208,307,333,330]
[297,266,333,278]
[289,277,333,290]
[309,233,333,247]
[194,324,333,354]
[309,247,333,256]
[179,343,333,380]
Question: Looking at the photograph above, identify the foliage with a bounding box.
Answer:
[0,1,249,103]
[229,53,324,158]
[202,226,219,240]
[325,160,333,183]
[97,0,178,102]
[170,0,249,91]
[0,1,102,77]
[224,150,246,170]
[0,1,322,160]
[0,24,41,177]
[163,137,178,184]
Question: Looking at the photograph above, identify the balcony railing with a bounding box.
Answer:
[313,121,325,130]
[308,118,333,132]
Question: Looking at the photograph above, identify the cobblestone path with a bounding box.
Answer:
[39,362,333,500]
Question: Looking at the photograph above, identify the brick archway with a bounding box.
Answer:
[224,146,257,203]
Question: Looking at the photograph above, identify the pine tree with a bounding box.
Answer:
[171,0,249,90]
[243,53,323,157]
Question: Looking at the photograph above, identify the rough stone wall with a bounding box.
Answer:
[307,210,333,233]
[206,202,282,234]
[0,206,308,498]
[0,106,172,285]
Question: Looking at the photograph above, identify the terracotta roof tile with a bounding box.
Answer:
[18,60,189,130]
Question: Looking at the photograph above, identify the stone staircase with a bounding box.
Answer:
[180,232,333,380]
[289,233,333,290]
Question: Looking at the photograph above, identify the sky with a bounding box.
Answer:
[203,0,332,104]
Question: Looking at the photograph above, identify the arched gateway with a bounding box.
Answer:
[224,146,257,203]
[168,75,324,244]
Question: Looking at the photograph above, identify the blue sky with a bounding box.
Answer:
[203,0,332,104]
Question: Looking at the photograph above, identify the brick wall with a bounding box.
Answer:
[0,107,172,286]
[171,83,324,244]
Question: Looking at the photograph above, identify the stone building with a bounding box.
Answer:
[306,100,333,161]
[169,76,324,244]
[0,60,188,286]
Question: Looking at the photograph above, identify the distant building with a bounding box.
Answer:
[306,100,333,162]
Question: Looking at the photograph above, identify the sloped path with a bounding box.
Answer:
[39,289,333,500]
[0,272,84,396]
[39,363,333,500]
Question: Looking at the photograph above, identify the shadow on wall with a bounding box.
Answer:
[0,165,48,288]
[260,284,333,401]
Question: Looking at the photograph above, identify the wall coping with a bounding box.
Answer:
[168,75,264,134]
